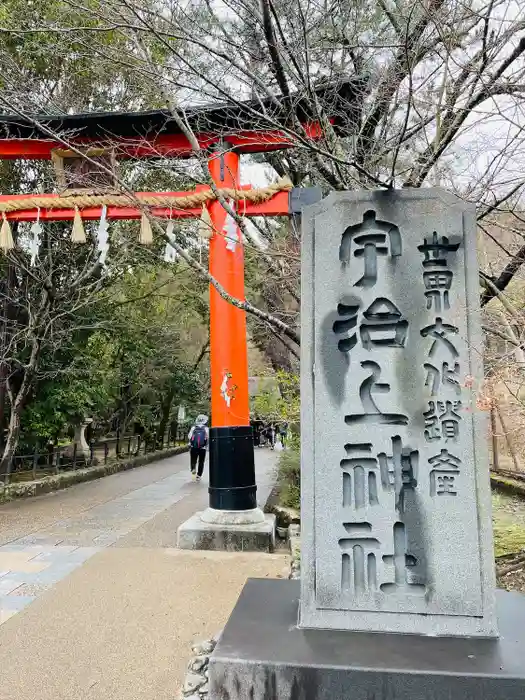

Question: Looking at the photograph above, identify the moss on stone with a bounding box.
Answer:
[490,474,525,497]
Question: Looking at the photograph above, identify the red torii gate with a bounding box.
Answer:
[0,82,356,516]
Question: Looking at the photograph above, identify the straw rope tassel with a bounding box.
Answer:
[0,213,14,252]
[71,206,87,243]
[198,204,213,239]
[139,212,153,245]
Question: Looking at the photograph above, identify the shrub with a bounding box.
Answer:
[277,439,300,510]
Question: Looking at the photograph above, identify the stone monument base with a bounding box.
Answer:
[177,511,275,552]
[209,578,525,700]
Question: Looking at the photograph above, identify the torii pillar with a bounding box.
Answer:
[177,147,275,550]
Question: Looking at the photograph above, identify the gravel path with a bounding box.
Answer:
[0,450,286,700]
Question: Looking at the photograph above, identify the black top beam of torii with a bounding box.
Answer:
[0,78,366,160]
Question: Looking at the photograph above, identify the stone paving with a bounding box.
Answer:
[0,468,192,623]
[0,546,98,622]
[0,451,277,626]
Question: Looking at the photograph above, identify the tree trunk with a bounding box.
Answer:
[0,331,42,480]
[156,389,176,445]
[0,259,16,455]
[0,402,21,481]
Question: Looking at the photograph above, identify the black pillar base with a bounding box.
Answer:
[209,426,257,510]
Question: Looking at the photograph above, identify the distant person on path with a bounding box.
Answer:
[255,418,264,447]
[279,421,288,448]
[188,414,208,482]
[250,417,261,447]
[264,422,276,450]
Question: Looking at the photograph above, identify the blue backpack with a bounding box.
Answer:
[191,426,207,449]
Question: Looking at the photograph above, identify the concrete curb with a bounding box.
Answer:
[0,446,189,504]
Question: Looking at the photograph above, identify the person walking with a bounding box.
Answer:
[267,422,276,450]
[254,418,264,447]
[250,416,261,448]
[188,414,209,482]
[279,421,288,448]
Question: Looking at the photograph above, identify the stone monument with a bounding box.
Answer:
[300,189,496,637]
[209,189,525,700]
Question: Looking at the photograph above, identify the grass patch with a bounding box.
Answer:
[492,491,525,557]
[493,522,525,557]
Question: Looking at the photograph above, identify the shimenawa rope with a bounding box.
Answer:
[0,178,293,213]
[0,178,293,251]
